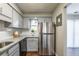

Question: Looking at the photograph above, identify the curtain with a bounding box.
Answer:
[67,19,79,47]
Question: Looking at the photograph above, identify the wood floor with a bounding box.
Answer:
[22,51,39,56]
[21,49,55,56]
[21,49,49,56]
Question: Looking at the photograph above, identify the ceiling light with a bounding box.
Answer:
[34,17,37,20]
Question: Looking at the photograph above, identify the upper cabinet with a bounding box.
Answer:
[23,18,31,29]
[0,3,24,28]
[0,4,2,13]
[12,9,23,28]
[0,3,12,23]
[2,4,12,18]
[18,14,23,28]
[12,10,19,27]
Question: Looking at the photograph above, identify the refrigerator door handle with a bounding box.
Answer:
[42,33,54,35]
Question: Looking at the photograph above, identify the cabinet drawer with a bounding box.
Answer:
[8,43,19,54]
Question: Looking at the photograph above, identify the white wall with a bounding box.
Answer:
[0,31,11,40]
[52,3,67,56]
[23,13,52,18]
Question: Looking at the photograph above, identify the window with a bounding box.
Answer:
[67,19,79,47]
[67,20,74,47]
[30,19,38,33]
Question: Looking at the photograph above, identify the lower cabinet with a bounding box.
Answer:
[20,38,27,51]
[27,38,38,51]
[0,43,20,56]
[20,38,38,52]
[0,51,8,56]
[8,43,20,56]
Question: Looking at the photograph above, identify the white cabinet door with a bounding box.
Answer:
[12,47,20,56]
[12,9,23,28]
[0,4,2,13]
[18,14,23,28]
[9,43,20,56]
[27,38,38,51]
[12,10,19,27]
[23,18,30,29]
[2,4,12,18]
[0,43,19,56]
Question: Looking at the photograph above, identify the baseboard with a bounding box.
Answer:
[27,51,38,53]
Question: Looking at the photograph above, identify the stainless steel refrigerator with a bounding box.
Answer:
[38,22,54,56]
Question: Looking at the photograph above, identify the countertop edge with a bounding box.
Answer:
[0,36,26,55]
[0,36,39,55]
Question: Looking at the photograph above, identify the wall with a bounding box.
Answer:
[23,13,52,18]
[52,3,67,56]
[0,31,11,41]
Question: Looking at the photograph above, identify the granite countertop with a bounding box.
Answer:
[0,35,39,55]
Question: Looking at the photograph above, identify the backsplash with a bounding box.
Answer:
[0,31,11,40]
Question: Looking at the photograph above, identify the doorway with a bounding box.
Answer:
[66,3,79,56]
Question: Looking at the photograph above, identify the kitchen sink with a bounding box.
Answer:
[0,42,13,48]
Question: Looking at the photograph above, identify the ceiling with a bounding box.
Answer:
[15,3,58,14]
[67,3,79,15]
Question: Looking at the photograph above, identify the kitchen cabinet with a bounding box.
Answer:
[23,18,31,29]
[20,38,27,51]
[0,3,23,28]
[20,38,38,52]
[0,43,20,56]
[12,9,19,27]
[18,14,23,28]
[0,51,8,56]
[0,3,12,23]
[27,38,38,51]
[1,3,12,18]
[0,4,2,13]
[8,43,20,56]
[12,9,23,28]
